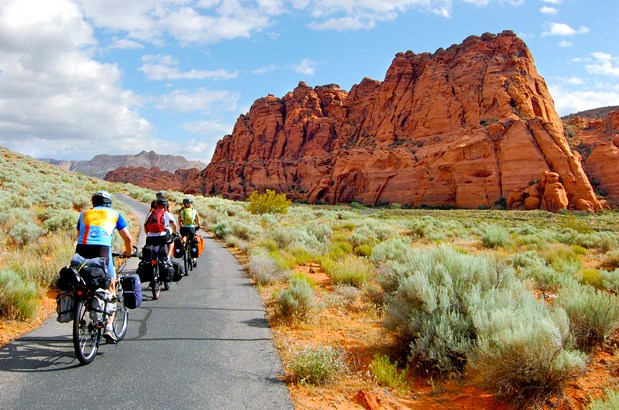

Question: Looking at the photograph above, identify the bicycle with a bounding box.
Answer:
[136,243,173,300]
[72,248,137,365]
[179,229,200,275]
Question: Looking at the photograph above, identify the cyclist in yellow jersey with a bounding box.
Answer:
[178,198,201,242]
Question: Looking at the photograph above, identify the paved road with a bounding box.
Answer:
[0,194,293,410]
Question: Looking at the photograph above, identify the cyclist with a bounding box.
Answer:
[150,191,166,210]
[144,197,178,260]
[76,190,133,343]
[178,198,201,266]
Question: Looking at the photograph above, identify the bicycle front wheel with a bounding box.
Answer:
[73,299,99,365]
[113,286,128,340]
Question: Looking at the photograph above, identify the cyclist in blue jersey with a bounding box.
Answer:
[76,190,133,342]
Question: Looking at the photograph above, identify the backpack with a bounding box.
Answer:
[180,208,196,226]
[56,290,75,323]
[146,208,166,233]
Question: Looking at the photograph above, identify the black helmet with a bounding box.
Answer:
[92,190,113,207]
[183,198,193,205]
[156,191,165,198]
[156,197,168,207]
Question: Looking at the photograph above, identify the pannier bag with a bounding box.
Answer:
[70,254,111,290]
[90,289,116,322]
[191,235,204,258]
[158,261,173,282]
[172,260,184,282]
[173,237,184,258]
[120,274,142,309]
[56,290,75,323]
[57,266,87,293]
[137,260,154,284]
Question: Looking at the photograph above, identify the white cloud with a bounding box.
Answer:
[139,54,237,80]
[253,58,317,75]
[540,6,557,15]
[549,83,619,116]
[182,120,234,136]
[542,22,589,36]
[152,88,240,112]
[559,40,572,47]
[542,0,561,4]
[292,58,317,75]
[108,37,145,50]
[585,52,619,76]
[0,0,151,160]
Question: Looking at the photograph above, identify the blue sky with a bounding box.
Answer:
[0,0,617,164]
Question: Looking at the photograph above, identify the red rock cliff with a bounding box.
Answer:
[106,166,200,192]
[183,31,600,210]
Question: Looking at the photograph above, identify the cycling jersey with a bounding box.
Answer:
[77,207,127,247]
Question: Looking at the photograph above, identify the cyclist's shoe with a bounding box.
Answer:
[192,259,197,268]
[103,326,117,344]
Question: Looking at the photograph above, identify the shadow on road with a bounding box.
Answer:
[0,335,82,372]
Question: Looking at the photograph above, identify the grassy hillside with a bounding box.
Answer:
[0,147,134,319]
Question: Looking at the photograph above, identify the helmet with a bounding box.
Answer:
[92,190,113,207]
[183,198,193,205]
[156,197,168,207]
[156,191,165,198]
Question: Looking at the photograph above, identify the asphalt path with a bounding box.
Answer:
[0,194,293,410]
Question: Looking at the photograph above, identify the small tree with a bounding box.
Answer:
[247,189,291,215]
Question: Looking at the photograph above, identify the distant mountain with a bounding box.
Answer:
[39,151,206,179]
[562,106,619,121]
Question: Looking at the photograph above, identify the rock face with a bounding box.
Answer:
[183,31,600,211]
[105,166,200,192]
[565,110,619,206]
[40,151,206,179]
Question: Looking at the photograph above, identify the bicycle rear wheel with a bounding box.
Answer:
[113,285,128,340]
[73,299,99,365]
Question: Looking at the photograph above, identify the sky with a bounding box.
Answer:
[0,0,617,164]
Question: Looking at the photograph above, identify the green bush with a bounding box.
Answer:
[558,283,619,351]
[278,277,314,321]
[370,354,408,391]
[247,189,291,215]
[469,299,586,409]
[289,345,347,384]
[481,225,510,249]
[588,390,619,410]
[321,255,372,288]
[0,269,40,320]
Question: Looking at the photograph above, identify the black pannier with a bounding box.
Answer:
[171,260,184,282]
[120,274,142,309]
[173,237,183,258]
[70,254,111,290]
[141,244,167,261]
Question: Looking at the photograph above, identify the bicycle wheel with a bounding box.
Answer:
[113,285,128,340]
[73,299,99,365]
[152,280,161,299]
[183,248,190,274]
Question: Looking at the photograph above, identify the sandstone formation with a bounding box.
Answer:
[565,110,619,206]
[40,150,205,179]
[105,166,200,192]
[183,31,601,211]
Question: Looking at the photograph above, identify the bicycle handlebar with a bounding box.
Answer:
[112,245,139,259]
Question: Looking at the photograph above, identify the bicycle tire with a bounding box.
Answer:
[73,299,99,365]
[152,280,161,299]
[113,285,128,340]
[183,248,190,274]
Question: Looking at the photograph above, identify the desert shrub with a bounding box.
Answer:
[572,232,618,252]
[326,240,354,260]
[321,255,372,288]
[289,345,347,384]
[290,272,317,288]
[247,189,291,215]
[278,277,314,321]
[9,221,45,246]
[370,354,408,391]
[42,209,79,231]
[268,225,298,249]
[559,213,594,234]
[558,283,619,351]
[481,224,511,249]
[370,236,413,264]
[588,390,619,410]
[469,298,586,409]
[600,269,619,292]
[383,245,519,375]
[354,244,373,257]
[580,268,605,289]
[0,269,40,320]
[603,250,619,269]
[212,219,232,239]
[305,221,333,243]
[347,228,374,247]
[286,246,316,266]
[247,252,290,284]
[228,219,262,241]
